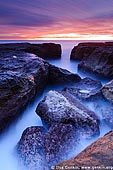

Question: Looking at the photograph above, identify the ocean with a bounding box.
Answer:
[0,40,112,170]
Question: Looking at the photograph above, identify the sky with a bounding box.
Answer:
[0,0,113,40]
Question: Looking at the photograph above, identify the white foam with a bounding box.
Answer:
[79,89,90,94]
[12,55,17,58]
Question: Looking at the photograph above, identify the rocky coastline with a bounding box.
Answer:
[0,42,113,170]
[70,42,113,77]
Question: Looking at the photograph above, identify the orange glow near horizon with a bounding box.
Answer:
[0,19,113,41]
[0,24,113,41]
[32,33,113,41]
[1,32,113,41]
[22,32,113,41]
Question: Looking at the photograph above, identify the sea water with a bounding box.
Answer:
[0,40,112,170]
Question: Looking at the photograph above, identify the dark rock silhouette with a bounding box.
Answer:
[0,42,61,59]
[70,42,104,60]
[48,64,81,85]
[70,42,113,77]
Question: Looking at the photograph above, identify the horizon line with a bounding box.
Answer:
[0,39,113,41]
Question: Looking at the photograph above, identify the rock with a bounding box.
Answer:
[101,80,113,104]
[44,123,78,168]
[0,42,81,132]
[70,42,104,60]
[70,42,113,77]
[0,51,49,132]
[48,64,81,85]
[101,80,113,127]
[64,77,102,101]
[0,42,61,59]
[36,90,100,138]
[63,78,113,128]
[58,130,113,168]
[24,43,62,59]
[17,126,48,170]
[78,47,113,77]
[17,124,79,169]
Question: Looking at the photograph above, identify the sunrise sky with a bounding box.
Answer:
[0,0,113,40]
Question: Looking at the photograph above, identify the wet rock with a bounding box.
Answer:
[17,126,48,170]
[101,80,113,104]
[17,124,79,169]
[63,78,113,128]
[64,89,113,129]
[44,123,78,168]
[64,77,102,101]
[0,42,61,59]
[48,64,81,85]
[24,43,62,59]
[0,51,49,132]
[70,42,104,60]
[0,43,81,132]
[100,80,113,127]
[78,47,113,77]
[58,130,113,168]
[36,90,100,138]
[70,42,113,77]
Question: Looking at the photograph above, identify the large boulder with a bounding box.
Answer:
[48,64,81,85]
[102,80,113,104]
[17,126,48,170]
[43,123,78,168]
[24,43,62,59]
[0,51,49,132]
[0,42,61,59]
[36,90,100,138]
[63,78,113,128]
[64,77,102,101]
[70,42,104,60]
[58,130,113,168]
[17,124,79,170]
[70,42,113,77]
